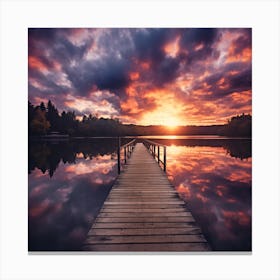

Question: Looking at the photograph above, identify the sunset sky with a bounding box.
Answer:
[28,28,251,126]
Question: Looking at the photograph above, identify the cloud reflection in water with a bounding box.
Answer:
[28,147,117,251]
[167,144,251,251]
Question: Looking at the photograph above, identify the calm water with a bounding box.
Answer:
[28,136,251,251]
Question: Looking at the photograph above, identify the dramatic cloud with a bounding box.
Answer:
[28,28,252,125]
[167,144,251,250]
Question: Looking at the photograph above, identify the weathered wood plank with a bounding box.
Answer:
[113,188,173,191]
[95,216,195,223]
[108,194,178,198]
[83,243,210,251]
[98,212,192,218]
[93,222,197,229]
[115,181,171,184]
[88,227,202,236]
[112,190,173,193]
[113,181,172,184]
[112,186,174,189]
[107,194,177,197]
[111,190,177,193]
[101,208,189,213]
[105,198,180,202]
[104,201,185,205]
[107,196,178,199]
[85,234,206,244]
[100,204,187,209]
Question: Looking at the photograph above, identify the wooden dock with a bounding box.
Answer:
[83,142,210,251]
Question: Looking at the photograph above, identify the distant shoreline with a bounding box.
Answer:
[29,134,252,141]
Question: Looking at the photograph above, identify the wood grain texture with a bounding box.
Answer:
[88,227,202,236]
[83,143,210,252]
[83,243,210,251]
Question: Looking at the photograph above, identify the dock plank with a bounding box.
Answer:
[98,212,192,218]
[96,216,195,223]
[101,208,189,213]
[88,227,202,236]
[83,243,210,251]
[83,143,210,252]
[85,234,206,244]
[92,222,197,229]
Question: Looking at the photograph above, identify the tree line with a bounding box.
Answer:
[29,138,251,178]
[28,100,251,137]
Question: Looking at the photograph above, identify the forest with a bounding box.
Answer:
[28,100,252,137]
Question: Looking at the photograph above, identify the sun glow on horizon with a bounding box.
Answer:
[165,124,178,131]
[138,89,187,126]
[138,109,184,127]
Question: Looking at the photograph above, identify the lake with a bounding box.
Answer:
[28,136,251,251]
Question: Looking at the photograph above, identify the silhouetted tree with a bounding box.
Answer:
[40,102,46,112]
[46,100,60,131]
[28,100,252,137]
[30,107,50,135]
[222,114,252,137]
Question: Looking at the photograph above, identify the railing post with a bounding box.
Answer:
[157,146,160,163]
[124,146,127,164]
[163,146,166,172]
[117,137,121,174]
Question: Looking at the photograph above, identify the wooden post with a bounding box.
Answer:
[163,146,166,172]
[124,146,127,164]
[117,137,121,174]
[157,146,160,163]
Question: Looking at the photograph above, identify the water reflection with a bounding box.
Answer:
[163,139,251,251]
[28,138,119,251]
[28,138,120,177]
[151,138,251,160]
[29,137,251,251]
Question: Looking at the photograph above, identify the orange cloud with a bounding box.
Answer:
[136,89,188,126]
[125,86,136,97]
[194,43,204,51]
[121,97,142,114]
[28,56,48,72]
[223,210,250,226]
[129,72,140,81]
[227,45,252,63]
[164,36,180,58]
[29,199,51,217]
[140,61,150,70]
[231,90,251,104]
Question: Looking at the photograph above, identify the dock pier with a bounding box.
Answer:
[83,141,210,251]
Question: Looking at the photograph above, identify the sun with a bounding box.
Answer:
[139,110,182,127]
[163,117,180,130]
[166,124,178,131]
[137,91,186,127]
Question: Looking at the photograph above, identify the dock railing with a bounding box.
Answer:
[117,138,136,174]
[142,139,167,172]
